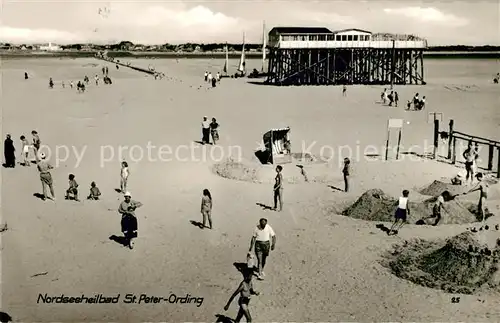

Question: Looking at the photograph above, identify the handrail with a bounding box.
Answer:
[452,131,500,146]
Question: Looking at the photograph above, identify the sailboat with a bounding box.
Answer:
[248,21,271,79]
[236,32,246,77]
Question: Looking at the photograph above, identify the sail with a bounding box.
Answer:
[237,32,246,74]
[261,21,266,72]
[223,43,228,74]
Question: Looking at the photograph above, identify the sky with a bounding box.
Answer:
[0,0,499,45]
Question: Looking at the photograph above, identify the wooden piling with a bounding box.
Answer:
[488,144,494,170]
[451,137,457,164]
[447,119,454,159]
[433,119,439,159]
[497,147,500,179]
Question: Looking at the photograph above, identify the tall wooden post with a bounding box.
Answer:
[488,144,494,170]
[497,147,500,179]
[385,126,390,161]
[396,128,402,160]
[451,137,457,164]
[447,119,454,159]
[433,119,439,159]
[390,40,396,88]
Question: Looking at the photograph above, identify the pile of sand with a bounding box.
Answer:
[212,159,260,183]
[382,232,500,294]
[419,180,464,197]
[343,189,477,224]
[342,189,399,222]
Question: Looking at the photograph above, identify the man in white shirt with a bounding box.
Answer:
[249,218,276,280]
[201,116,211,144]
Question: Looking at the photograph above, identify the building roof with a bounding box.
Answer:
[269,27,333,34]
[332,28,372,34]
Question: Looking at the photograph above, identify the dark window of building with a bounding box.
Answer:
[327,35,335,41]
[341,35,347,41]
[309,35,318,41]
[353,35,358,41]
[292,35,299,41]
[347,35,353,41]
[318,35,326,41]
[336,35,341,41]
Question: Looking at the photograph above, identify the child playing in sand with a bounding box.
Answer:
[20,135,30,166]
[65,174,79,201]
[87,181,101,200]
[389,190,410,235]
[431,191,450,226]
[342,158,350,192]
[120,161,129,193]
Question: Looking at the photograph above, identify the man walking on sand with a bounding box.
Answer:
[248,218,276,280]
[201,116,211,144]
[273,165,283,211]
[463,142,477,186]
[37,153,55,201]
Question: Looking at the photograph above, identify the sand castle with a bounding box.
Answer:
[382,231,500,294]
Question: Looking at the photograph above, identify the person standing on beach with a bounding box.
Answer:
[204,71,208,82]
[248,218,276,280]
[389,190,410,235]
[210,118,220,145]
[208,72,213,84]
[37,153,55,201]
[273,165,283,211]
[394,91,399,107]
[102,67,106,76]
[70,81,74,89]
[25,72,29,80]
[201,189,213,229]
[462,173,489,229]
[342,85,347,96]
[62,81,65,88]
[49,78,54,89]
[216,72,221,82]
[31,130,41,161]
[381,88,387,104]
[388,91,394,106]
[224,268,259,322]
[4,134,16,168]
[342,158,350,192]
[95,75,99,86]
[463,142,477,186]
[20,135,30,166]
[120,161,129,193]
[211,76,217,88]
[118,192,143,249]
[202,117,211,144]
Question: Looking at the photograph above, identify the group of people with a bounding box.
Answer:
[406,92,426,110]
[201,116,220,145]
[3,131,41,168]
[381,88,400,107]
[204,71,221,87]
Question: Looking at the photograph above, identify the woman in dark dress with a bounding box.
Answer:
[210,118,220,145]
[4,134,16,168]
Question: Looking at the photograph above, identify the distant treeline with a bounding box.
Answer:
[426,45,500,52]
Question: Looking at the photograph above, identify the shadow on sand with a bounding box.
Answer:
[215,314,233,323]
[33,193,46,200]
[254,150,270,165]
[376,223,391,233]
[109,235,129,247]
[114,188,122,193]
[0,311,12,323]
[328,185,344,192]
[190,220,204,229]
[193,140,212,146]
[256,203,274,211]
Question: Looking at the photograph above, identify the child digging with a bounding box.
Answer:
[388,190,410,235]
[87,182,101,200]
[65,174,79,201]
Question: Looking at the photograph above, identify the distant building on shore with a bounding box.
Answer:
[39,42,61,51]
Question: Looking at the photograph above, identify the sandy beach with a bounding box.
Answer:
[1,56,500,321]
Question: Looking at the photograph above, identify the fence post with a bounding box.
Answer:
[433,119,439,159]
[488,144,494,170]
[497,147,500,179]
[452,137,457,164]
[447,119,454,159]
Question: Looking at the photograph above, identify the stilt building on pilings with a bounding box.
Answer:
[265,27,428,86]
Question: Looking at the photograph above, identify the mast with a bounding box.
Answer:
[238,32,246,75]
[223,42,228,74]
[262,21,266,72]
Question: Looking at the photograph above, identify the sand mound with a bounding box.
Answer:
[419,180,464,197]
[342,189,398,222]
[343,189,477,224]
[212,159,260,183]
[382,232,500,294]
